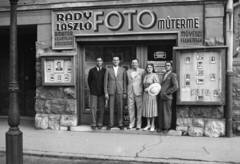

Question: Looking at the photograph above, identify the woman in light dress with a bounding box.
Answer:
[142,63,160,132]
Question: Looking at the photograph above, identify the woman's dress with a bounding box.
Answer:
[142,73,160,118]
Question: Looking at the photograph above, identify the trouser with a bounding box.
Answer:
[109,92,123,127]
[90,95,105,127]
[128,93,143,128]
[158,98,172,129]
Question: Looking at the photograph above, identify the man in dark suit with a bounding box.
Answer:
[158,61,179,133]
[104,56,127,130]
[87,57,106,130]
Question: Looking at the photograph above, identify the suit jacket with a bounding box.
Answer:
[126,68,146,96]
[159,71,179,100]
[88,67,106,96]
[104,66,127,95]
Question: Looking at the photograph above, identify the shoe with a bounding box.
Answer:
[163,129,170,133]
[143,126,151,131]
[119,126,124,130]
[136,127,140,130]
[91,126,96,130]
[127,126,131,130]
[106,126,112,130]
[150,126,155,132]
[157,128,163,132]
[97,126,102,129]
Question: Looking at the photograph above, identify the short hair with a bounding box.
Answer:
[96,57,103,61]
[112,56,120,60]
[132,59,139,63]
[165,61,172,66]
[57,62,61,65]
[145,63,156,73]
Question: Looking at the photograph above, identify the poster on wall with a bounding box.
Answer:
[42,56,75,86]
[52,4,204,49]
[175,47,226,105]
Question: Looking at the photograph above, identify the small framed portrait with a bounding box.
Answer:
[49,74,55,81]
[210,56,216,64]
[67,65,71,73]
[64,74,69,81]
[196,54,204,60]
[205,89,210,96]
[196,70,204,76]
[46,63,52,72]
[191,89,195,96]
[197,95,204,101]
[210,74,216,81]
[57,75,62,82]
[185,81,190,87]
[185,74,190,81]
[121,65,130,71]
[54,60,64,73]
[185,57,191,64]
[197,61,203,69]
[197,78,204,84]
[213,89,219,96]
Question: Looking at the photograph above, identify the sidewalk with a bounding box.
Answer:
[0,118,240,164]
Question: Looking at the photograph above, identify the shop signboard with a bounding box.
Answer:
[52,5,203,49]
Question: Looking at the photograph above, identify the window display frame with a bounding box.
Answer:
[41,55,75,86]
[174,46,227,105]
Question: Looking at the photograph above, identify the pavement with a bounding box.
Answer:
[0,118,240,164]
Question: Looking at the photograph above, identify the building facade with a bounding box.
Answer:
[0,0,239,137]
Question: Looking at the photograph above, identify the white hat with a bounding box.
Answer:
[148,83,161,96]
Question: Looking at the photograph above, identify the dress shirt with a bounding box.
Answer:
[113,66,118,77]
[96,66,102,71]
[131,68,137,78]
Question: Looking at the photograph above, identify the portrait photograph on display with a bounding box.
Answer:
[196,78,204,84]
[205,89,210,96]
[185,57,191,64]
[64,74,69,81]
[46,63,52,72]
[185,74,190,81]
[67,65,71,73]
[210,74,216,81]
[196,70,204,76]
[210,56,216,64]
[197,61,203,69]
[213,89,219,96]
[50,74,55,81]
[185,81,190,87]
[57,75,62,81]
[196,54,204,60]
[54,60,64,73]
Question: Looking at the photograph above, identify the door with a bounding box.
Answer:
[0,26,37,116]
[79,44,137,125]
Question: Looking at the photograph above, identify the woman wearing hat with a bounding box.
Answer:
[142,63,161,132]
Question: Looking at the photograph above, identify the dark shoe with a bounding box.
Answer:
[91,126,96,130]
[119,126,124,130]
[157,128,163,132]
[106,126,112,130]
[136,127,140,130]
[163,129,170,133]
[97,126,102,129]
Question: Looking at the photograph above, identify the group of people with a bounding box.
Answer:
[87,56,179,133]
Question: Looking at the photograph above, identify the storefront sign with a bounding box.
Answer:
[52,5,203,49]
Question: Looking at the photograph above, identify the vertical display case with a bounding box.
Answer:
[174,47,226,105]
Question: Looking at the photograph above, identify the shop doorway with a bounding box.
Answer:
[78,40,176,129]
[0,26,37,116]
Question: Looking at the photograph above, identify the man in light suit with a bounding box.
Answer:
[104,56,127,130]
[158,61,179,133]
[126,59,145,130]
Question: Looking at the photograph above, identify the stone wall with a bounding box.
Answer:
[232,58,240,135]
[34,41,78,130]
[176,106,225,137]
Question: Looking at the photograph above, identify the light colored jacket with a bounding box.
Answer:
[126,68,146,96]
[104,66,127,95]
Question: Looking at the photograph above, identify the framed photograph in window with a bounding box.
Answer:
[41,55,75,86]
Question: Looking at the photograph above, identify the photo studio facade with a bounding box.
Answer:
[0,0,238,137]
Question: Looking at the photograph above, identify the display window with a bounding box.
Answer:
[175,47,226,105]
